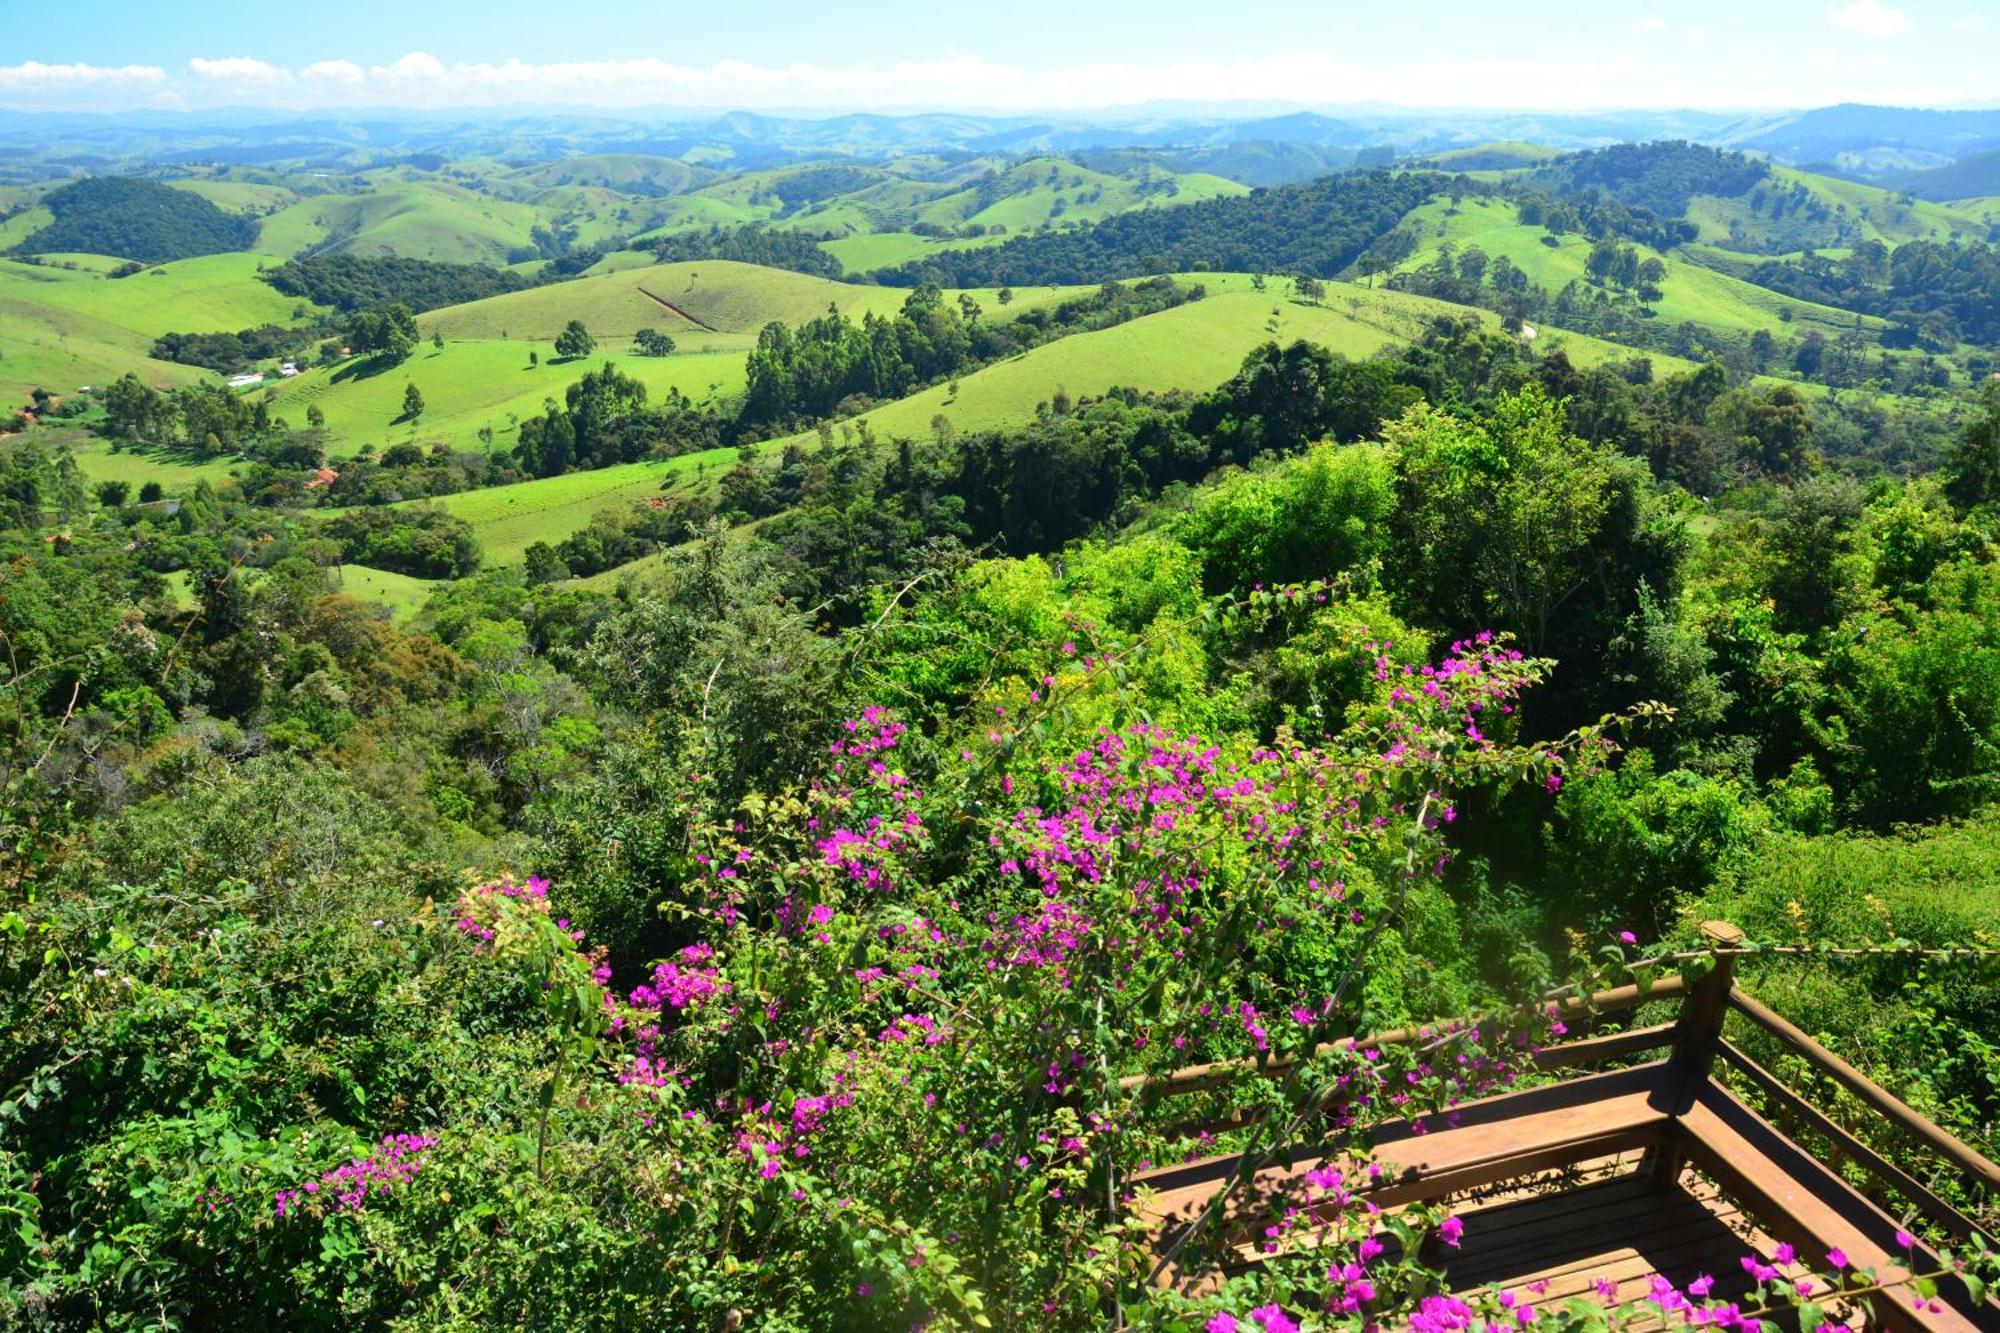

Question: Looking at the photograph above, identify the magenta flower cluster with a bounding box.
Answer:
[273,1133,437,1219]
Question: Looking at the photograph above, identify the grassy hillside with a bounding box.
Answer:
[261,337,755,458]
[1420,141,1560,170]
[421,259,1092,341]
[258,182,542,264]
[830,275,1686,443]
[498,154,709,197]
[325,564,439,620]
[912,157,1246,232]
[0,292,207,402]
[626,195,766,241]
[1683,165,1995,253]
[58,433,244,492]
[1394,195,1884,336]
[385,445,737,563]
[165,179,304,213]
[0,252,314,340]
[0,206,54,250]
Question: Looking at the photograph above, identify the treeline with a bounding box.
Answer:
[320,504,481,578]
[1528,141,1770,218]
[1386,245,1960,400]
[514,366,723,478]
[101,373,285,456]
[505,278,1201,480]
[702,321,1965,616]
[16,176,259,264]
[1747,238,2000,350]
[262,253,534,314]
[650,224,845,278]
[308,442,525,509]
[740,277,1201,428]
[151,323,325,374]
[869,170,1448,287]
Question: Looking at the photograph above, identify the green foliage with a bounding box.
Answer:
[18,176,259,264]
[553,319,596,359]
[874,170,1449,287]
[1820,558,2000,824]
[1176,441,1397,592]
[1545,750,1765,931]
[1529,141,1770,218]
[321,504,481,578]
[632,326,675,357]
[262,253,533,314]
[651,223,846,277]
[344,303,419,365]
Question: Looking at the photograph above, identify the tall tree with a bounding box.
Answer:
[555,320,596,359]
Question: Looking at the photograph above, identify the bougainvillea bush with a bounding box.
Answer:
[14,570,1977,1331]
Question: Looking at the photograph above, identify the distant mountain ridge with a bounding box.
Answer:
[4,101,2000,190]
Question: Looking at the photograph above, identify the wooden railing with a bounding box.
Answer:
[1721,985,2000,1245]
[1133,919,2000,1323]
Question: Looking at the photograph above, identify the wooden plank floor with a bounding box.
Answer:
[1435,1165,1834,1329]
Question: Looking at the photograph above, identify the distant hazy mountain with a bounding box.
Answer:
[1886,147,2000,201]
[1723,104,2000,175]
[1,102,1997,184]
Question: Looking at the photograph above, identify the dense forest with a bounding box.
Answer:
[871,171,1445,286]
[1527,140,1772,217]
[651,224,849,277]
[10,176,260,265]
[262,253,537,314]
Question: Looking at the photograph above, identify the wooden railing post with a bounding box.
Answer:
[1648,919,1743,1189]
[1674,920,1744,1078]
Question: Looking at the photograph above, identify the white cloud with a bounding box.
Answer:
[0,60,165,89]
[1685,24,1707,41]
[301,60,366,85]
[189,57,293,85]
[1637,13,1667,31]
[0,45,1993,115]
[1952,12,1987,30]
[1828,0,1910,37]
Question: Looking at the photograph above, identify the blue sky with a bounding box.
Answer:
[1,0,1994,113]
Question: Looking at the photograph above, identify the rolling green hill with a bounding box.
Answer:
[1418,141,1561,170]
[813,274,1686,445]
[1394,195,1884,336]
[372,445,738,564]
[0,252,316,341]
[258,182,543,264]
[1683,164,1996,254]
[420,259,1092,342]
[497,154,711,197]
[166,178,306,214]
[13,176,260,265]
[912,157,1248,232]
[262,337,755,459]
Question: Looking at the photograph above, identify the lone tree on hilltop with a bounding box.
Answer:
[555,320,595,359]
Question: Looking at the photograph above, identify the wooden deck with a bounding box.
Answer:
[1437,1164,1797,1319]
[1130,923,2000,1332]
